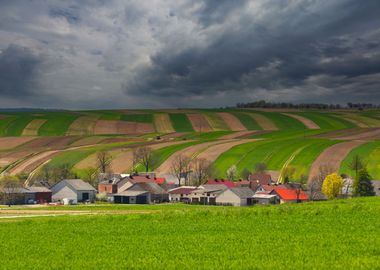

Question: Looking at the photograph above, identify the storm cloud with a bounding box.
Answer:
[0,0,380,108]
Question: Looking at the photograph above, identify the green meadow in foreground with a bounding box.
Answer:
[0,197,379,270]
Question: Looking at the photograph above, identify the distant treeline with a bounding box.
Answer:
[236,100,380,110]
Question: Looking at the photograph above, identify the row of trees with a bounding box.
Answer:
[236,100,380,110]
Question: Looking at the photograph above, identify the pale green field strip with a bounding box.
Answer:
[66,115,100,135]
[335,112,380,128]
[246,112,278,130]
[21,119,47,136]
[153,113,175,133]
[203,112,230,131]
[282,113,320,129]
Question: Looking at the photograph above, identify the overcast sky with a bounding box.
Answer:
[0,0,380,109]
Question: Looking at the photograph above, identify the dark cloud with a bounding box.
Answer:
[0,0,380,108]
[0,45,42,97]
[123,0,380,105]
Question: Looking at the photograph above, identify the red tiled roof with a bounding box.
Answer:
[207,179,236,188]
[154,178,166,185]
[272,187,309,201]
[248,173,272,184]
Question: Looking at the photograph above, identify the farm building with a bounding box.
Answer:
[206,179,236,188]
[0,187,35,205]
[248,173,274,191]
[370,181,380,196]
[113,182,169,204]
[252,193,278,205]
[189,185,255,206]
[168,186,197,202]
[270,187,309,203]
[51,179,96,203]
[28,186,52,204]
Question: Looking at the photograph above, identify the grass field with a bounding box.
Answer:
[340,140,380,179]
[231,111,262,130]
[0,198,379,269]
[253,111,307,130]
[169,113,194,132]
[38,112,80,136]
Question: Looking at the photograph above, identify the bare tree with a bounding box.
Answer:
[308,165,334,200]
[0,177,23,206]
[134,147,156,172]
[130,148,141,173]
[81,167,99,187]
[97,151,112,173]
[171,154,192,186]
[191,158,213,186]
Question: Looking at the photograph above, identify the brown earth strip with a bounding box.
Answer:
[21,119,47,136]
[247,113,278,130]
[282,113,320,129]
[155,140,228,175]
[249,108,302,112]
[196,139,257,163]
[186,114,213,132]
[18,136,79,150]
[154,114,175,133]
[69,136,109,147]
[308,141,365,182]
[217,112,247,131]
[94,120,154,135]
[331,128,380,141]
[0,150,34,167]
[0,137,37,150]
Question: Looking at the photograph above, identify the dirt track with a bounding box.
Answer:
[308,141,365,182]
[9,150,59,175]
[217,112,247,131]
[282,113,320,129]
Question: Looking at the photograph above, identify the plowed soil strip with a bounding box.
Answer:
[196,139,256,163]
[308,141,365,182]
[247,113,278,130]
[186,114,213,132]
[155,140,227,174]
[21,119,47,136]
[331,128,380,141]
[282,113,320,129]
[0,137,37,150]
[94,120,154,135]
[154,114,175,133]
[217,112,247,131]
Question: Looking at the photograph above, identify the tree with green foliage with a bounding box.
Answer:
[349,155,363,180]
[240,168,251,180]
[281,166,296,183]
[322,173,343,200]
[254,163,267,173]
[226,165,237,180]
[353,168,375,197]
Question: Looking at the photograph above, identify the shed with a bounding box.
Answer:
[51,179,96,203]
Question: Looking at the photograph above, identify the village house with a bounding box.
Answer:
[270,187,309,203]
[113,182,169,204]
[0,187,35,205]
[251,193,278,205]
[168,186,197,202]
[51,179,97,204]
[28,186,52,204]
[206,179,236,188]
[370,181,380,196]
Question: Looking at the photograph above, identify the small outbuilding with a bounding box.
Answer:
[51,179,96,203]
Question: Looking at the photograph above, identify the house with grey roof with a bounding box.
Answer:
[51,179,96,203]
[113,182,168,204]
[189,185,255,206]
[371,181,380,196]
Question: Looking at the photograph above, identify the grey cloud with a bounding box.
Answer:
[0,44,43,97]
